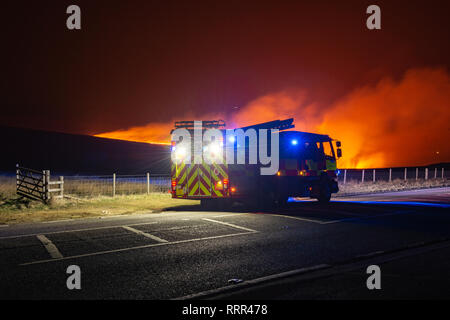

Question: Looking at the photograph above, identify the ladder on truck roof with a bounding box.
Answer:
[173,118,295,131]
[237,118,295,131]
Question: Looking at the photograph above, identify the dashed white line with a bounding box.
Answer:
[122,226,168,243]
[36,234,64,259]
[202,218,258,233]
[0,221,159,240]
[20,231,256,266]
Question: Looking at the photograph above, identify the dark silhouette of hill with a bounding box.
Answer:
[0,126,171,175]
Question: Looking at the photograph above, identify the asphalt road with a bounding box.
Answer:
[0,187,449,300]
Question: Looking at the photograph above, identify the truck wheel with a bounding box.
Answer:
[258,190,276,210]
[276,194,289,208]
[201,199,216,210]
[317,181,331,203]
[201,199,231,211]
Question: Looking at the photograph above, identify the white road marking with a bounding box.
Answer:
[20,231,257,266]
[202,218,258,233]
[36,234,64,259]
[174,264,330,300]
[355,250,385,258]
[42,219,73,224]
[268,214,326,224]
[212,213,246,218]
[270,210,415,225]
[0,221,159,240]
[122,226,168,243]
[0,225,8,228]
[304,207,362,217]
[320,210,414,225]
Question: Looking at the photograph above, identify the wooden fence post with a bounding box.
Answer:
[16,164,19,193]
[442,168,445,180]
[425,168,428,180]
[389,168,392,182]
[343,169,347,184]
[113,173,116,197]
[147,172,150,194]
[404,168,407,181]
[373,169,376,183]
[361,169,365,183]
[416,168,418,181]
[44,170,50,202]
[434,168,437,179]
[60,176,64,198]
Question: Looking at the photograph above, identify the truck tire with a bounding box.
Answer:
[276,194,289,207]
[258,189,276,210]
[201,199,217,210]
[317,180,331,203]
[201,199,231,211]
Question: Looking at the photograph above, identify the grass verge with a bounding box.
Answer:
[0,193,199,225]
[0,178,448,225]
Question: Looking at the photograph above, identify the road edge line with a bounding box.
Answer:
[173,264,331,300]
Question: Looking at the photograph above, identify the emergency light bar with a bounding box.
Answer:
[174,120,226,130]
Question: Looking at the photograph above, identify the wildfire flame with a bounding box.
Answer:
[94,67,450,168]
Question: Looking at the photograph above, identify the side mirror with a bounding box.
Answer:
[337,148,342,158]
[336,141,341,147]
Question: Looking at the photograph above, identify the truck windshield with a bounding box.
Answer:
[322,141,335,159]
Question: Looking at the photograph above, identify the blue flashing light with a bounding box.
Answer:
[291,139,298,146]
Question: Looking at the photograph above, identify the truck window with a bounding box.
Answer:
[323,141,334,159]
[304,142,320,160]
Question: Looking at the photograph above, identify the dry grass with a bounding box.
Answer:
[0,175,448,225]
[338,178,450,196]
[0,193,198,225]
[0,176,15,198]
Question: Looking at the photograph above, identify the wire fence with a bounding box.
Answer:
[63,174,171,197]
[337,167,449,184]
[1,167,448,199]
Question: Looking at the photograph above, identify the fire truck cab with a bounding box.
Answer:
[170,119,342,209]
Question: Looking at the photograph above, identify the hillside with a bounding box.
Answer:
[0,127,171,175]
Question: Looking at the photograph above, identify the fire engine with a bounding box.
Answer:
[170,118,342,209]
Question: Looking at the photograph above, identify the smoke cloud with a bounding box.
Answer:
[95,68,450,168]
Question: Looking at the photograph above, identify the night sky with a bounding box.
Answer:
[1,0,450,167]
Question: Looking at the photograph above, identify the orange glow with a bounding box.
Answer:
[93,68,450,168]
[94,122,173,145]
[318,68,450,168]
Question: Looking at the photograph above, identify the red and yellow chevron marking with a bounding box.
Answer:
[173,150,230,198]
[187,165,199,196]
[198,161,211,196]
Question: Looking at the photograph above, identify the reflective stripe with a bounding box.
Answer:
[188,183,198,196]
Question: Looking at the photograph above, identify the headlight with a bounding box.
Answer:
[209,143,221,157]
[175,146,186,159]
